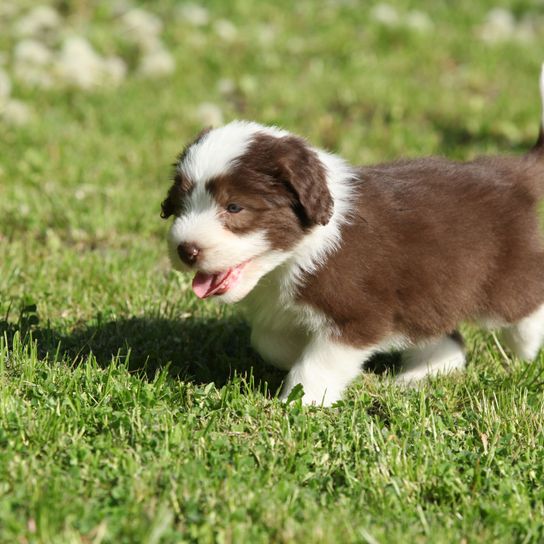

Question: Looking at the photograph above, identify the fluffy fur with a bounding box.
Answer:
[162,67,544,406]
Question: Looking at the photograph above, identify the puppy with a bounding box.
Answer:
[161,68,544,406]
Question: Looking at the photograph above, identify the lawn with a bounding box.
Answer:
[1,0,544,542]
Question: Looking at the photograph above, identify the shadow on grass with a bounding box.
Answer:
[0,309,285,394]
[0,305,400,397]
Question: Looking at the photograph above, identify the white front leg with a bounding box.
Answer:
[279,336,374,406]
[250,325,310,371]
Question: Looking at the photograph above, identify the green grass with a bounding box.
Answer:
[1,0,544,542]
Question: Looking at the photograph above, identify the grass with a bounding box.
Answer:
[1,0,544,542]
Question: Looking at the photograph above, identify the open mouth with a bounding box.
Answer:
[192,261,249,299]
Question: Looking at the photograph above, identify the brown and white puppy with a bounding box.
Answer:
[162,68,544,406]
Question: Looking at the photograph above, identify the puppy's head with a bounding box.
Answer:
[161,121,333,303]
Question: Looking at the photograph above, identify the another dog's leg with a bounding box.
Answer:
[279,337,373,406]
[396,332,466,386]
[501,303,544,360]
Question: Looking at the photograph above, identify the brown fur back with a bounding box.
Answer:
[298,155,544,346]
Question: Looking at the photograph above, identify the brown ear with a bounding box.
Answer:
[276,136,333,226]
[161,170,194,219]
[160,196,174,219]
[160,181,181,219]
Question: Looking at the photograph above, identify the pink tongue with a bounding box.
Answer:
[192,272,219,299]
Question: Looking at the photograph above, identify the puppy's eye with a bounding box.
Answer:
[226,203,243,213]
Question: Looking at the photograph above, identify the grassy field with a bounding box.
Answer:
[1,0,544,542]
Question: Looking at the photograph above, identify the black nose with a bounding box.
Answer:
[177,242,201,266]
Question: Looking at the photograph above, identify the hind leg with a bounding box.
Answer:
[501,303,544,360]
[396,332,466,386]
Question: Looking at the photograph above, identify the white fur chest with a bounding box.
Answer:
[241,269,313,370]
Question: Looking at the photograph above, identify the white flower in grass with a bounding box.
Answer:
[195,102,223,126]
[406,10,433,32]
[1,99,32,126]
[370,3,399,27]
[121,8,163,39]
[0,3,21,19]
[479,8,516,43]
[56,36,105,89]
[136,34,166,54]
[177,3,209,26]
[102,56,127,85]
[14,67,55,88]
[214,19,238,42]
[15,5,61,37]
[217,78,235,95]
[13,39,55,88]
[14,39,53,66]
[138,46,175,78]
[0,69,11,103]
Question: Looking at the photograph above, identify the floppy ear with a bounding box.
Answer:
[276,136,333,226]
[160,185,178,219]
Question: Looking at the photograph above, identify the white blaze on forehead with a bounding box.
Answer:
[168,187,221,246]
[179,120,288,185]
[185,179,215,214]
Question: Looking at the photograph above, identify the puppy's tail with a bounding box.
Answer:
[526,64,544,199]
[531,63,544,154]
